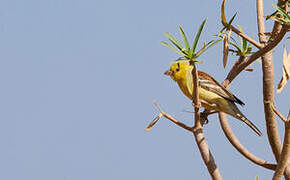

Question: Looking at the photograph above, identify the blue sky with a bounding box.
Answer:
[0,0,289,179]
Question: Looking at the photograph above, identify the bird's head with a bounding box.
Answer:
[164,61,190,82]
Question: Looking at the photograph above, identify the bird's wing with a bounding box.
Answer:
[198,71,245,106]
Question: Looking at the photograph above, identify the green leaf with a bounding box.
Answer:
[195,39,222,57]
[228,13,237,25]
[164,32,185,52]
[266,10,278,20]
[196,60,204,64]
[245,46,253,55]
[277,0,289,7]
[161,41,187,56]
[238,24,247,52]
[191,19,207,55]
[220,13,237,33]
[273,4,290,20]
[179,26,190,51]
[228,41,242,54]
[229,36,240,47]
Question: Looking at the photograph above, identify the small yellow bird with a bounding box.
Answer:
[165,60,262,136]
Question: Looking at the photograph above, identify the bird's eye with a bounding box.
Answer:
[176,63,180,72]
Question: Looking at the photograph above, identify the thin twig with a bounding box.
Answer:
[271,105,288,123]
[229,25,263,49]
[152,101,193,132]
[273,115,290,180]
[152,100,222,179]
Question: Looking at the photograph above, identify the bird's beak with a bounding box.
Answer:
[164,70,173,76]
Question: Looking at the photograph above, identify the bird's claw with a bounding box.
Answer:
[200,113,209,125]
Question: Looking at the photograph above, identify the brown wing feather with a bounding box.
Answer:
[198,71,245,106]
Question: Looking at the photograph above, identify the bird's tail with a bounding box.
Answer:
[234,113,263,136]
[226,103,262,136]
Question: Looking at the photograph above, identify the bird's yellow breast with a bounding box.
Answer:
[176,79,230,112]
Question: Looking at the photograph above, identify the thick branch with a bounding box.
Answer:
[273,119,290,180]
[219,113,277,170]
[192,128,222,180]
[256,0,284,167]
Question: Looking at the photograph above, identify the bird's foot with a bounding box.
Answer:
[200,110,210,125]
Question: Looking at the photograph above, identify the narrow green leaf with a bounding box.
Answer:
[196,60,204,64]
[229,42,242,52]
[266,10,278,20]
[227,13,237,26]
[179,26,190,51]
[165,32,185,52]
[277,1,289,6]
[228,49,240,56]
[273,4,290,19]
[195,39,221,57]
[161,41,186,56]
[229,36,240,47]
[220,13,237,33]
[238,25,247,52]
[191,19,207,55]
[195,40,213,56]
[245,46,253,55]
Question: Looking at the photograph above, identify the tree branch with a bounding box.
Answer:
[228,25,263,49]
[256,0,285,168]
[152,101,193,132]
[273,111,290,180]
[224,26,288,85]
[191,63,222,180]
[219,112,277,170]
[151,98,222,179]
[272,105,288,123]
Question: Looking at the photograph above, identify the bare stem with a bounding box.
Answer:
[273,114,290,180]
[153,101,193,132]
[152,100,222,179]
[191,64,201,129]
[191,64,222,180]
[229,25,263,49]
[271,105,288,123]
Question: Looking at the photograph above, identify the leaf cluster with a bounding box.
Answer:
[267,2,290,26]
[161,19,221,63]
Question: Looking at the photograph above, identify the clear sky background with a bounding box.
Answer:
[0,0,289,179]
